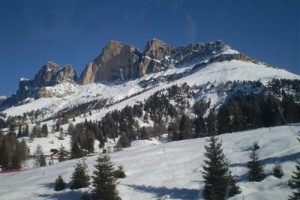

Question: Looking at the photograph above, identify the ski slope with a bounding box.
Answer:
[0,125,299,200]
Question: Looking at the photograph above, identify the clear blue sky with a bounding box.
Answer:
[0,0,299,96]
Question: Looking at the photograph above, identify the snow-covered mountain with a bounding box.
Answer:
[0,39,300,200]
[1,39,299,121]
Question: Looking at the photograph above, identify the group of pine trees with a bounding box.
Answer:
[55,153,124,200]
[0,131,29,170]
[201,137,294,199]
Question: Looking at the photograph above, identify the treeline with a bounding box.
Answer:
[0,131,29,170]
[68,80,300,155]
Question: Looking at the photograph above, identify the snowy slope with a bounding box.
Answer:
[3,58,300,121]
[0,125,299,200]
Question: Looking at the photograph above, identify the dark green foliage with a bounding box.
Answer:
[70,158,90,190]
[38,152,47,167]
[273,162,284,178]
[92,153,118,200]
[179,114,193,140]
[10,146,22,169]
[202,136,240,200]
[114,165,126,179]
[227,171,241,197]
[288,138,300,200]
[71,121,97,154]
[144,92,177,123]
[117,132,131,148]
[81,192,91,200]
[0,132,28,170]
[41,124,48,137]
[193,100,210,116]
[217,106,231,134]
[168,118,180,141]
[194,115,206,138]
[252,141,260,151]
[206,111,218,136]
[70,141,83,159]
[247,147,265,182]
[35,145,46,167]
[54,175,66,191]
[288,161,300,200]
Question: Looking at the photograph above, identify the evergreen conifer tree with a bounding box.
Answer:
[92,153,118,200]
[288,138,300,200]
[288,161,300,200]
[54,175,66,191]
[247,144,265,182]
[35,145,46,167]
[70,141,83,159]
[70,158,90,190]
[202,136,240,200]
[273,162,284,178]
[38,152,47,167]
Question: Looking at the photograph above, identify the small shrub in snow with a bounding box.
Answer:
[114,166,126,179]
[54,175,66,191]
[273,162,284,178]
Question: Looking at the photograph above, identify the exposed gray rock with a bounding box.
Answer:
[80,41,141,84]
[139,39,174,76]
[0,62,77,109]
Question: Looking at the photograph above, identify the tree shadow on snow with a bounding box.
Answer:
[38,183,82,200]
[38,190,82,200]
[229,152,300,182]
[125,184,202,200]
[229,151,300,168]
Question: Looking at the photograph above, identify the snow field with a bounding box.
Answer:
[0,124,299,200]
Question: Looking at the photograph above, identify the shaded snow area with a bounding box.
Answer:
[0,125,299,200]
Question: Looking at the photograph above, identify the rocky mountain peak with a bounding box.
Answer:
[33,61,61,87]
[0,62,77,109]
[80,41,141,84]
[144,38,173,60]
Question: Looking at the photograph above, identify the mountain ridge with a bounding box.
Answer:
[1,39,299,119]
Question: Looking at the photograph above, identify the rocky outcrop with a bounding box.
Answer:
[33,62,77,86]
[143,38,173,60]
[139,39,174,76]
[0,62,77,110]
[80,39,175,84]
[80,41,141,84]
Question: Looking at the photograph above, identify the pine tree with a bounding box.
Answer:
[273,162,284,178]
[202,136,240,200]
[38,152,47,167]
[10,146,22,169]
[217,106,231,134]
[70,141,83,159]
[54,175,66,191]
[247,145,265,182]
[35,145,45,167]
[289,161,300,200]
[179,114,193,140]
[41,124,48,137]
[117,132,131,148]
[113,165,126,179]
[288,138,300,200]
[92,153,118,200]
[70,158,90,190]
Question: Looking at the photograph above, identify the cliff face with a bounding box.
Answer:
[80,39,174,84]
[0,62,77,109]
[80,41,141,84]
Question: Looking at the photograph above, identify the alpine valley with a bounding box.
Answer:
[0,39,300,200]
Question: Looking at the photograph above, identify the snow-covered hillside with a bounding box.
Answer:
[1,125,299,200]
[3,58,300,121]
